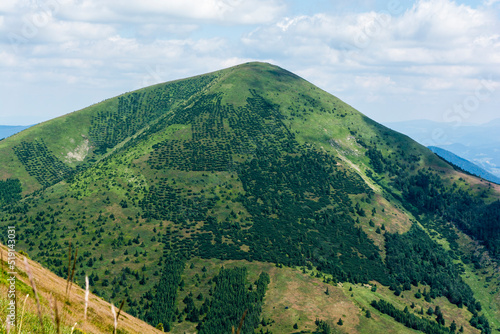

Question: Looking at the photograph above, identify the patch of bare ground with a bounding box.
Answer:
[359,194,413,259]
[262,266,360,333]
[374,194,412,234]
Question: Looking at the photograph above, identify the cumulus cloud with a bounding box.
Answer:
[484,0,500,5]
[243,0,500,95]
[56,0,285,24]
[0,0,499,124]
[240,0,500,122]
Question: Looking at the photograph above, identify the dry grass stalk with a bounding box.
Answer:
[17,293,30,334]
[111,303,117,334]
[65,242,72,295]
[236,309,248,334]
[84,275,89,320]
[1,249,4,279]
[52,294,61,334]
[231,309,248,334]
[68,246,78,296]
[112,300,125,334]
[116,300,125,321]
[70,322,78,334]
[24,257,44,330]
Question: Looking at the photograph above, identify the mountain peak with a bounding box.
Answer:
[0,63,499,333]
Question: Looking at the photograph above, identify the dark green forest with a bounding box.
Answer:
[13,139,73,187]
[0,178,22,205]
[366,146,500,258]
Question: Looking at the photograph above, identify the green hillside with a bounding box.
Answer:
[0,62,499,333]
[0,243,164,334]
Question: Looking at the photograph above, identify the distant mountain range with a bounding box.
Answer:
[429,146,500,184]
[384,119,500,179]
[0,124,33,140]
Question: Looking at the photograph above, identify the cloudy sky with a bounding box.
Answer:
[0,0,499,126]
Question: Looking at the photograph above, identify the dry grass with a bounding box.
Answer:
[261,265,360,333]
[0,243,163,334]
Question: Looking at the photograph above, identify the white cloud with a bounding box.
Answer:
[238,0,500,123]
[394,0,492,45]
[355,75,395,90]
[137,23,199,38]
[57,0,285,24]
[0,0,18,12]
[243,0,500,83]
[41,21,116,43]
[484,0,500,5]
[1,0,499,124]
[0,51,17,66]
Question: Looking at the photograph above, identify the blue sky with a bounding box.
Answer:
[0,0,499,126]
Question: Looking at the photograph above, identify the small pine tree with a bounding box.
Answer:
[365,310,371,318]
[436,312,445,326]
[293,323,298,329]
[337,318,343,326]
[450,320,457,333]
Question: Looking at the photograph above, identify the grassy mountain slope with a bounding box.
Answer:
[0,244,163,333]
[0,62,499,333]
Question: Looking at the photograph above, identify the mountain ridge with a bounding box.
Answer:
[429,146,500,184]
[384,119,500,179]
[0,124,33,140]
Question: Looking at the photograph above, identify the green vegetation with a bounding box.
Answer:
[146,254,185,331]
[199,267,269,333]
[385,225,476,309]
[371,299,450,334]
[89,75,217,154]
[0,62,498,333]
[399,170,500,257]
[0,178,22,204]
[13,139,73,187]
